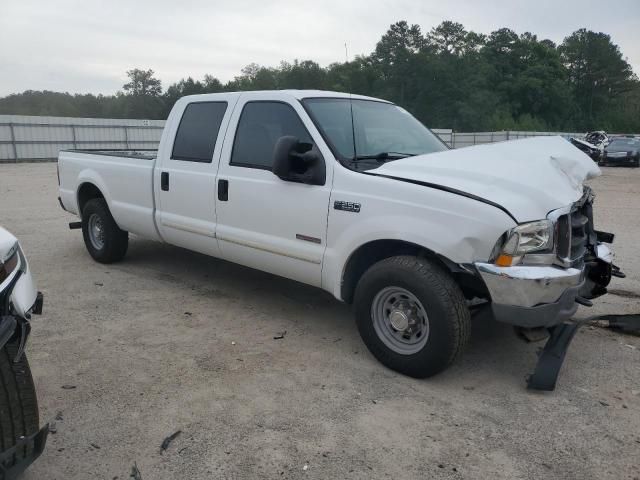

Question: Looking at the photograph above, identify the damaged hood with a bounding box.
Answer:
[372,136,601,222]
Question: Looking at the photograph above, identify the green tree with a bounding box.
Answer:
[427,21,480,56]
[120,68,164,118]
[278,60,327,89]
[123,69,162,97]
[372,21,425,104]
[559,29,636,129]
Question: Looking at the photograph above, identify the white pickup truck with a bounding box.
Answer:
[58,90,621,384]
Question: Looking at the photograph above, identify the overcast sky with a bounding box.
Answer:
[1,0,638,97]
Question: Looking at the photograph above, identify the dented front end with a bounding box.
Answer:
[553,186,623,301]
[475,187,624,328]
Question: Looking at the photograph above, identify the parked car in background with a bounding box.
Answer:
[570,137,601,162]
[57,90,619,383]
[0,227,47,479]
[602,137,640,167]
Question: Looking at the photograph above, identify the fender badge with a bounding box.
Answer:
[334,201,361,213]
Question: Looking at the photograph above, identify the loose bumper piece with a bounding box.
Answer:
[526,322,583,391]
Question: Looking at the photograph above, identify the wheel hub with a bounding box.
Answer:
[389,309,409,331]
[371,286,430,355]
[88,214,105,250]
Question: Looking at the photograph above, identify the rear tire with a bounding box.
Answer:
[81,198,128,263]
[0,341,39,478]
[354,256,470,378]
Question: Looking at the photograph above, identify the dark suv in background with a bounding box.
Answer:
[602,137,640,168]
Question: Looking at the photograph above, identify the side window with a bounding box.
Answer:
[230,102,312,169]
[171,102,227,162]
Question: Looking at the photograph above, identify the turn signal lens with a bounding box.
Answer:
[495,254,514,267]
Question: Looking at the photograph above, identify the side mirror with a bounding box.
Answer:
[272,136,326,186]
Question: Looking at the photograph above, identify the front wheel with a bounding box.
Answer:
[0,341,40,478]
[354,256,470,378]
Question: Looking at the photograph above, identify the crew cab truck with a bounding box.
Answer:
[57,90,619,384]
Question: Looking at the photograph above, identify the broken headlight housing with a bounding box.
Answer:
[492,220,554,267]
[0,242,20,287]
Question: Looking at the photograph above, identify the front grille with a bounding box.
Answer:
[570,210,589,259]
[556,190,595,266]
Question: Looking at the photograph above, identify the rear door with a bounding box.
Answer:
[154,94,239,256]
[215,93,334,287]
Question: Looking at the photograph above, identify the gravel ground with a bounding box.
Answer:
[0,163,638,480]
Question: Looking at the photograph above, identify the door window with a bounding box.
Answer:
[230,101,312,169]
[171,102,228,162]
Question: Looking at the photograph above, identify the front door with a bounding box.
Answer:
[215,94,333,287]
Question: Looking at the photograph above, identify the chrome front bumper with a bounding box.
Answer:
[474,244,613,328]
[475,264,584,308]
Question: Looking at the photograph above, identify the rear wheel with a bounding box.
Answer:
[354,256,471,378]
[81,198,128,263]
[0,341,39,478]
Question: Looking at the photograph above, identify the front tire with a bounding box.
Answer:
[0,341,39,477]
[81,198,128,263]
[354,256,470,378]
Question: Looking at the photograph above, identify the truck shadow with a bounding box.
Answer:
[114,238,539,386]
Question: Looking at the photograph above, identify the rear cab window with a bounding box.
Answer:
[172,102,228,162]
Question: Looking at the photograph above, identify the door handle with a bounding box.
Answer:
[161,172,169,191]
[218,179,229,201]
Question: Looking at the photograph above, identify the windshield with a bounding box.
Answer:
[302,98,448,170]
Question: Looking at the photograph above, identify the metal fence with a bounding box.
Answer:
[447,130,585,149]
[0,115,164,163]
[0,114,630,163]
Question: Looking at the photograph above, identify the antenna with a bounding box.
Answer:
[344,42,349,63]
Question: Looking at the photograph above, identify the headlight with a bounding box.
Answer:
[0,242,20,285]
[493,220,554,266]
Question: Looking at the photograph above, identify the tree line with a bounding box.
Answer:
[1,21,638,132]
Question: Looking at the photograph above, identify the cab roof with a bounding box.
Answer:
[179,90,391,104]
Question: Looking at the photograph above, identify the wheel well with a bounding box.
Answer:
[340,240,489,304]
[77,183,104,216]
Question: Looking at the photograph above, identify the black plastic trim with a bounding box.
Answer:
[57,196,67,212]
[32,292,43,315]
[0,315,17,350]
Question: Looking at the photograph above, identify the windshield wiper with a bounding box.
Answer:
[352,152,415,163]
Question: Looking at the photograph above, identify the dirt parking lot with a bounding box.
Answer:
[1,162,639,480]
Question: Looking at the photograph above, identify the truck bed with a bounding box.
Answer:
[57,148,161,241]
